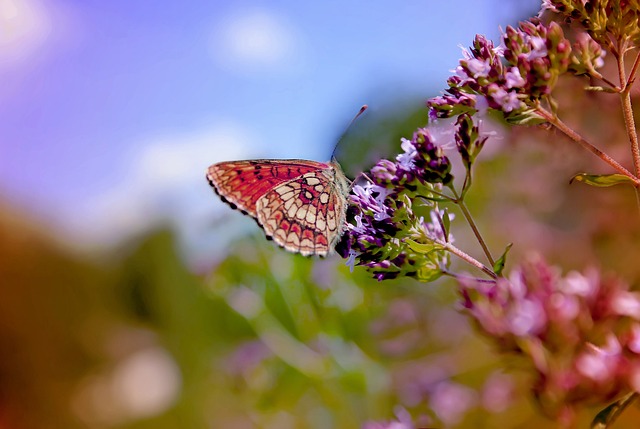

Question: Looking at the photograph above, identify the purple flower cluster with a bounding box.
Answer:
[459,255,640,420]
[374,128,453,190]
[337,128,454,281]
[428,19,572,123]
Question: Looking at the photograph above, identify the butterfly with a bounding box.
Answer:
[206,159,350,257]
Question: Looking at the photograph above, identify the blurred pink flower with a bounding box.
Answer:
[481,371,515,413]
[429,381,477,426]
[361,407,416,429]
[459,256,640,419]
[575,334,622,383]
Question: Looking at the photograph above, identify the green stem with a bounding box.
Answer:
[418,187,456,203]
[534,106,640,186]
[450,187,495,267]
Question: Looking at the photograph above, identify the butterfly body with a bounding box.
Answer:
[207,159,349,256]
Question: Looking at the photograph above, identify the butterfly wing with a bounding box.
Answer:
[256,166,349,256]
[207,160,329,217]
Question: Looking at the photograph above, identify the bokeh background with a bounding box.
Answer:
[3,0,640,428]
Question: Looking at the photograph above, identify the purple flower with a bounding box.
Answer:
[371,159,398,184]
[525,36,548,60]
[396,138,417,169]
[488,85,523,112]
[340,116,493,281]
[505,67,526,88]
[427,19,571,122]
[465,58,492,78]
[421,209,454,244]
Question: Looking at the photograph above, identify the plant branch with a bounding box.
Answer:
[618,47,640,177]
[590,70,620,91]
[534,106,640,186]
[626,49,640,89]
[450,187,495,267]
[434,238,497,279]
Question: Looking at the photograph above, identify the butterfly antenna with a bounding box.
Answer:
[330,105,368,161]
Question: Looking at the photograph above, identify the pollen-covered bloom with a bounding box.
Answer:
[459,256,640,419]
[428,19,572,124]
[337,128,454,281]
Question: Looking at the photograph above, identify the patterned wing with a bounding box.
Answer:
[256,168,349,256]
[206,159,330,217]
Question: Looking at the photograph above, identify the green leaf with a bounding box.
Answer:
[492,243,513,276]
[504,108,547,126]
[416,267,443,282]
[591,392,638,429]
[570,173,636,187]
[406,239,439,254]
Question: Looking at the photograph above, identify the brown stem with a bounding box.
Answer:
[626,49,640,88]
[437,239,497,279]
[618,47,640,177]
[535,106,640,186]
[590,70,620,91]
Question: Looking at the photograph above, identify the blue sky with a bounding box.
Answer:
[0,0,539,259]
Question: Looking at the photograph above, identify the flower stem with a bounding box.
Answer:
[438,240,497,279]
[617,47,640,178]
[626,49,640,88]
[590,69,620,90]
[450,187,495,267]
[535,106,640,186]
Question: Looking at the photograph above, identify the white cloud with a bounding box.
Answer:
[0,0,78,70]
[62,119,259,253]
[0,0,50,65]
[211,7,306,74]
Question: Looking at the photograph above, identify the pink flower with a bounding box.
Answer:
[575,335,622,383]
[507,298,546,336]
[560,270,598,298]
[482,372,515,413]
[628,324,640,354]
[610,291,640,319]
[458,257,640,418]
[429,381,477,425]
